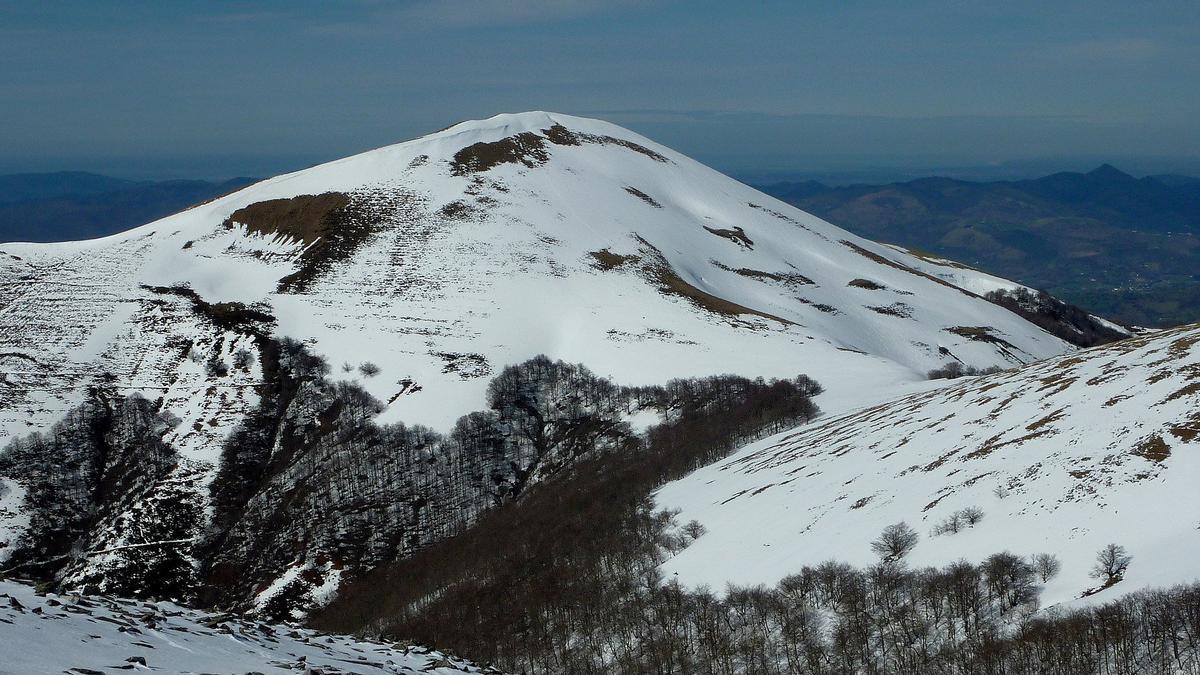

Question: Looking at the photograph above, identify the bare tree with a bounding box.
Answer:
[871,522,919,562]
[959,506,985,526]
[358,361,381,377]
[1091,544,1132,582]
[1031,553,1061,582]
[682,519,707,541]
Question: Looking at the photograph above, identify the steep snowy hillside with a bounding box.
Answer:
[0,112,1075,445]
[657,323,1200,607]
[0,111,1093,613]
[0,579,494,674]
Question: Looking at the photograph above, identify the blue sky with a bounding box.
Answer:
[2,1,1198,179]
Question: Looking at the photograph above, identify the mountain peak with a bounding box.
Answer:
[1086,163,1135,181]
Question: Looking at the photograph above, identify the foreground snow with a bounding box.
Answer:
[0,579,493,674]
[657,323,1200,608]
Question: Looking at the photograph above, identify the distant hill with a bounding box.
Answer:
[759,166,1200,327]
[0,171,258,242]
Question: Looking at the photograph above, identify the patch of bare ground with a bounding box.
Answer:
[647,262,793,325]
[223,191,391,293]
[451,132,549,175]
[1133,434,1171,463]
[1170,333,1200,356]
[1026,408,1066,432]
[224,192,350,245]
[710,261,815,286]
[588,236,795,325]
[624,187,661,208]
[840,240,978,297]
[962,429,1053,461]
[1103,394,1132,407]
[867,303,914,318]
[847,278,886,290]
[1168,421,1199,443]
[589,249,638,271]
[1161,381,1200,405]
[703,225,754,249]
[541,123,669,162]
[946,326,1019,351]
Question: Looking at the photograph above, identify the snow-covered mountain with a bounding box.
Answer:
[0,112,1084,444]
[657,322,1200,606]
[0,579,494,674]
[0,112,1123,622]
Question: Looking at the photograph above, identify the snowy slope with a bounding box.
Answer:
[0,579,494,674]
[0,112,1072,443]
[657,323,1200,607]
[0,112,1083,598]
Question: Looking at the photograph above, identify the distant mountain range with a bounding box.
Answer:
[0,171,258,242]
[758,165,1200,327]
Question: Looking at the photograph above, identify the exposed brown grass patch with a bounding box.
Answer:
[868,303,914,318]
[1168,424,1199,443]
[624,187,661,208]
[847,278,886,290]
[841,240,977,297]
[1133,434,1171,463]
[710,261,814,286]
[947,326,1024,357]
[1162,381,1200,404]
[648,263,792,325]
[1026,408,1066,432]
[451,132,549,175]
[224,192,350,245]
[542,124,668,162]
[589,249,638,270]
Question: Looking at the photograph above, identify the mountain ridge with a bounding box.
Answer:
[0,111,1123,624]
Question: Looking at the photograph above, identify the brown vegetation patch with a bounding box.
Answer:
[947,326,1016,350]
[222,191,388,293]
[1168,423,1199,443]
[1133,434,1171,463]
[541,123,669,162]
[848,278,886,290]
[711,261,814,286]
[450,132,549,175]
[628,239,791,325]
[589,249,638,271]
[704,225,754,249]
[1162,381,1200,405]
[840,240,977,296]
[1026,408,1066,432]
[624,186,661,208]
[868,303,914,318]
[1170,334,1200,356]
[963,429,1053,461]
[647,262,793,325]
[1103,394,1132,407]
[923,449,960,472]
[223,192,351,245]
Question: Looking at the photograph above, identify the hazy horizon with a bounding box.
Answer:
[3,1,1198,181]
